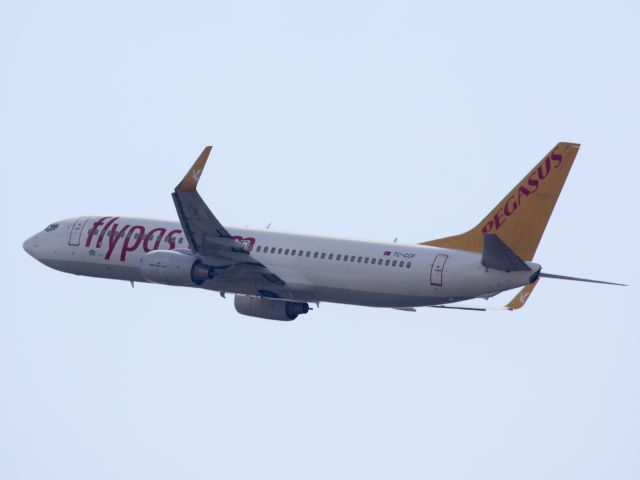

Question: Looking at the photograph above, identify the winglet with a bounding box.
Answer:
[175,146,212,192]
[506,279,538,310]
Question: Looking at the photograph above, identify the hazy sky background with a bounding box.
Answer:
[1,1,639,478]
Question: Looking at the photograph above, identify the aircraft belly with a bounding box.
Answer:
[38,258,144,282]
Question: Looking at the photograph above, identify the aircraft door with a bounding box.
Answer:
[430,254,448,286]
[68,217,89,246]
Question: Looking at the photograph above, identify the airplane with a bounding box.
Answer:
[23,142,625,320]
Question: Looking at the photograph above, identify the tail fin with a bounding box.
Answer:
[421,142,580,260]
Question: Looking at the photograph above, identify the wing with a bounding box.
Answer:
[505,279,539,310]
[171,147,285,286]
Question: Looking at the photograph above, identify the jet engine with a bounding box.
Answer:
[139,250,215,286]
[234,295,310,321]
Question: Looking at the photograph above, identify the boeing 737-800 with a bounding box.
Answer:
[23,143,624,320]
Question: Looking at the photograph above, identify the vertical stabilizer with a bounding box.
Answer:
[421,142,580,260]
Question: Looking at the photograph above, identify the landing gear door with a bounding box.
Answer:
[430,254,448,286]
[69,217,89,246]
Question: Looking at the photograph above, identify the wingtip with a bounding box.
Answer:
[505,279,539,310]
[175,146,213,192]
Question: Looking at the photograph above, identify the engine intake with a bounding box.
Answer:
[234,295,309,321]
[139,250,214,286]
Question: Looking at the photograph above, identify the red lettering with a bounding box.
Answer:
[537,156,552,180]
[85,217,108,247]
[481,152,560,235]
[167,229,182,250]
[527,172,539,193]
[143,227,166,252]
[120,225,145,261]
[97,217,118,248]
[105,224,130,260]
[503,195,518,216]
[517,185,531,204]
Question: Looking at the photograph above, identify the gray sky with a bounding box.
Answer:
[1,1,639,479]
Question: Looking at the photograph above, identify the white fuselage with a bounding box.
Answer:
[23,216,539,308]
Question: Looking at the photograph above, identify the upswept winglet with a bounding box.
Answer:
[175,146,212,192]
[171,146,288,290]
[505,280,539,310]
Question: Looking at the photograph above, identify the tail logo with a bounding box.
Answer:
[519,291,531,304]
[482,151,563,234]
[192,168,203,182]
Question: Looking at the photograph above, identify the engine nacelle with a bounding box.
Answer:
[139,250,214,286]
[234,295,310,321]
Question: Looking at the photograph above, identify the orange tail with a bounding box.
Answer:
[421,142,580,261]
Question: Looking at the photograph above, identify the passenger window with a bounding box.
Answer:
[399,261,404,267]
[179,238,184,244]
[357,256,362,263]
[364,257,369,264]
[336,254,341,261]
[313,252,319,258]
[278,248,283,254]
[299,250,304,256]
[407,262,412,268]
[385,259,390,266]
[321,253,326,259]
[378,259,383,265]
[328,254,333,260]
[257,246,262,252]
[350,256,355,262]
[306,251,311,257]
[392,260,397,266]
[291,249,296,256]
[285,249,289,255]
[344,256,349,262]
[271,247,276,253]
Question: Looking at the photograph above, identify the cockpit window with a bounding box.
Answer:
[44,224,59,232]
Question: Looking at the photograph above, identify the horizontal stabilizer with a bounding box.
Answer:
[540,272,627,286]
[482,233,531,272]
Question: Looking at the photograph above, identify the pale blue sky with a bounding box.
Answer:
[1,1,639,479]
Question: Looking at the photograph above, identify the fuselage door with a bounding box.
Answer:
[430,254,448,286]
[68,217,89,246]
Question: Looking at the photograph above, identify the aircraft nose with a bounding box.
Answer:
[23,234,39,258]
